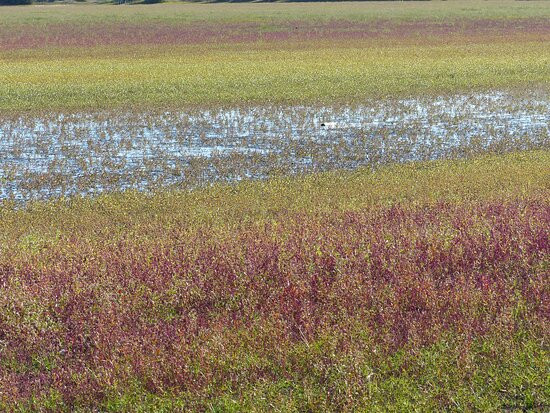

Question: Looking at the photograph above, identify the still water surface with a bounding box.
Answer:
[1,92,548,201]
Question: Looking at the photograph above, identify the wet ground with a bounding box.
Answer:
[1,91,549,202]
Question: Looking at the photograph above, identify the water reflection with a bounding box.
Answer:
[0,92,548,202]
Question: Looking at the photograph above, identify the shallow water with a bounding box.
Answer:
[0,91,549,202]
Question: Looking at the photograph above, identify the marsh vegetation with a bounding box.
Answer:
[0,2,549,411]
[1,92,549,202]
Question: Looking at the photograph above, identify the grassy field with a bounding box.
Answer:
[0,1,549,411]
[3,42,549,111]
[2,150,549,239]
[1,1,550,111]
[3,1,550,26]
[1,151,549,411]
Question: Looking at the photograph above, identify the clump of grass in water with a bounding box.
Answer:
[1,92,549,203]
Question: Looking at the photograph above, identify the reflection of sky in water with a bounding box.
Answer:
[1,92,549,201]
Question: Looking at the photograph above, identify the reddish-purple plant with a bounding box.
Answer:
[0,196,548,408]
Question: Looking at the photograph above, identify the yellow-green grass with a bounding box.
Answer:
[1,4,548,409]
[2,1,550,111]
[0,151,548,412]
[2,150,549,252]
[2,1,550,26]
[2,40,549,111]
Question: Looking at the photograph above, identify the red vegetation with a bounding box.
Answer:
[3,18,550,51]
[0,196,548,407]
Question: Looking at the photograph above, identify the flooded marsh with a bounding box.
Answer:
[1,91,548,202]
[1,3,550,411]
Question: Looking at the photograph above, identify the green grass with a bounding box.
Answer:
[1,1,549,111]
[2,1,550,26]
[8,331,549,412]
[1,152,548,412]
[1,3,548,410]
[2,42,549,111]
[2,150,549,249]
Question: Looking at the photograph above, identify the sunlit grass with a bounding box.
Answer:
[2,1,550,26]
[2,41,549,111]
[2,1,549,111]
[1,2,548,410]
[2,150,548,247]
[0,152,548,411]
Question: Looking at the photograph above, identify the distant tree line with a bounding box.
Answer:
[0,0,32,5]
